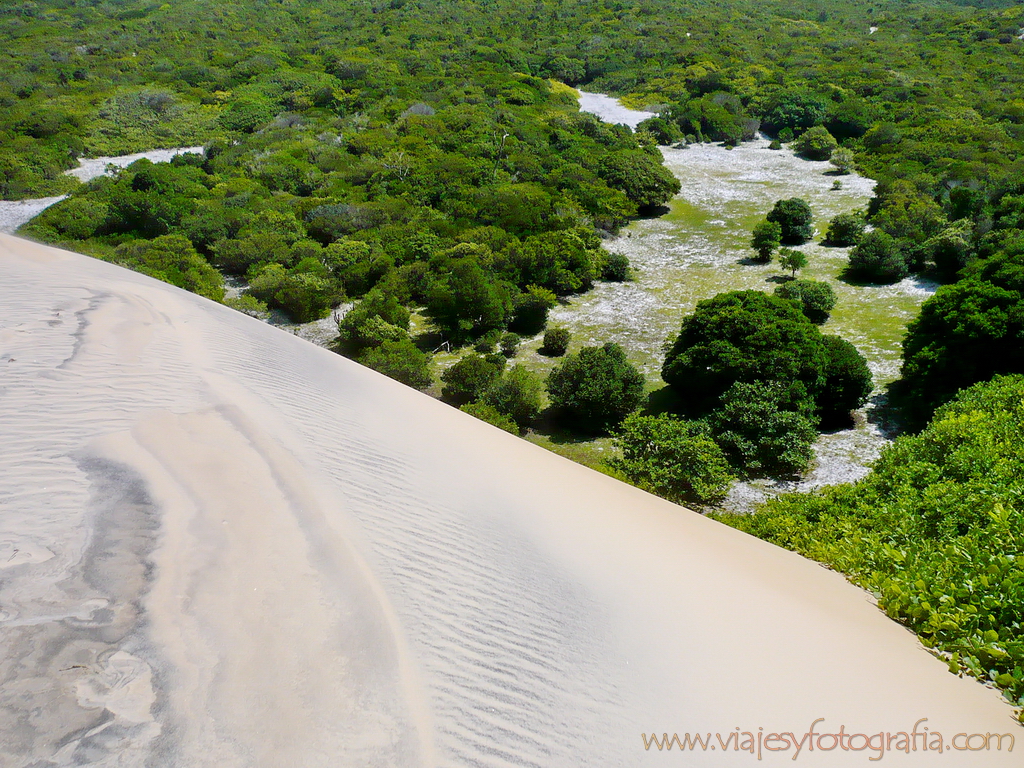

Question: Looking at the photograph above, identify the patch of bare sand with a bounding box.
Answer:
[0,233,1018,766]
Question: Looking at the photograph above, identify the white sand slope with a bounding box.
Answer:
[0,233,1018,767]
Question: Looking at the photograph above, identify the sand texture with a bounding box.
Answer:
[0,233,1018,766]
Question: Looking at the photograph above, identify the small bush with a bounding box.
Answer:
[774,279,836,324]
[847,230,909,284]
[224,294,270,318]
[441,354,503,405]
[357,339,432,390]
[483,366,544,429]
[541,327,571,356]
[710,381,819,478]
[601,252,631,281]
[767,198,814,245]
[499,331,520,358]
[825,212,866,246]
[547,342,645,433]
[459,401,519,434]
[610,413,734,506]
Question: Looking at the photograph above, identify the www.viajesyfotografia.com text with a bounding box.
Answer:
[642,719,1015,760]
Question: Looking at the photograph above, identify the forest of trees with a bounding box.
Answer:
[5,0,1024,710]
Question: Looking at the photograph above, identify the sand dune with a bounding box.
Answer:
[0,233,1018,766]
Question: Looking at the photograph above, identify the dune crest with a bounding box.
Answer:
[0,233,1018,766]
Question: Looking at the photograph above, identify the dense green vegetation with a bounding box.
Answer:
[716,375,1024,710]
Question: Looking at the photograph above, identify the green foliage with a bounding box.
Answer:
[224,293,269,318]
[610,413,734,506]
[792,126,838,161]
[661,93,759,146]
[766,198,814,245]
[750,219,782,262]
[247,263,341,322]
[636,116,682,146]
[26,196,107,241]
[825,212,866,247]
[441,354,504,405]
[717,375,1024,706]
[773,279,837,324]
[111,234,224,300]
[219,97,276,133]
[425,256,515,342]
[661,290,828,412]
[819,335,873,424]
[829,147,856,175]
[483,365,544,430]
[338,289,411,352]
[847,230,910,284]
[600,252,631,282]
[897,278,1024,426]
[925,219,976,280]
[709,381,819,478]
[778,248,808,277]
[759,89,828,136]
[357,339,433,390]
[499,332,520,358]
[598,150,681,209]
[510,285,557,335]
[546,343,645,433]
[869,180,947,249]
[541,327,571,357]
[459,401,519,434]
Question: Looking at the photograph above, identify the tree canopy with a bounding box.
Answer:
[546,342,645,433]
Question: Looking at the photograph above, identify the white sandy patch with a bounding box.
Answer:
[0,233,1018,766]
[578,91,656,129]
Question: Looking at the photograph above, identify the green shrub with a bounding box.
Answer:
[601,252,631,281]
[774,279,837,324]
[766,198,814,245]
[224,293,270,318]
[541,327,571,356]
[338,289,411,352]
[357,339,432,390]
[499,331,520,357]
[750,219,782,262]
[510,285,557,334]
[819,335,873,424]
[793,125,838,160]
[440,354,504,405]
[825,212,866,247]
[112,235,224,301]
[896,278,1024,426]
[661,290,828,412]
[483,365,544,429]
[459,401,519,434]
[546,342,645,433]
[248,263,340,322]
[847,230,909,284]
[710,381,819,478]
[610,413,733,506]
